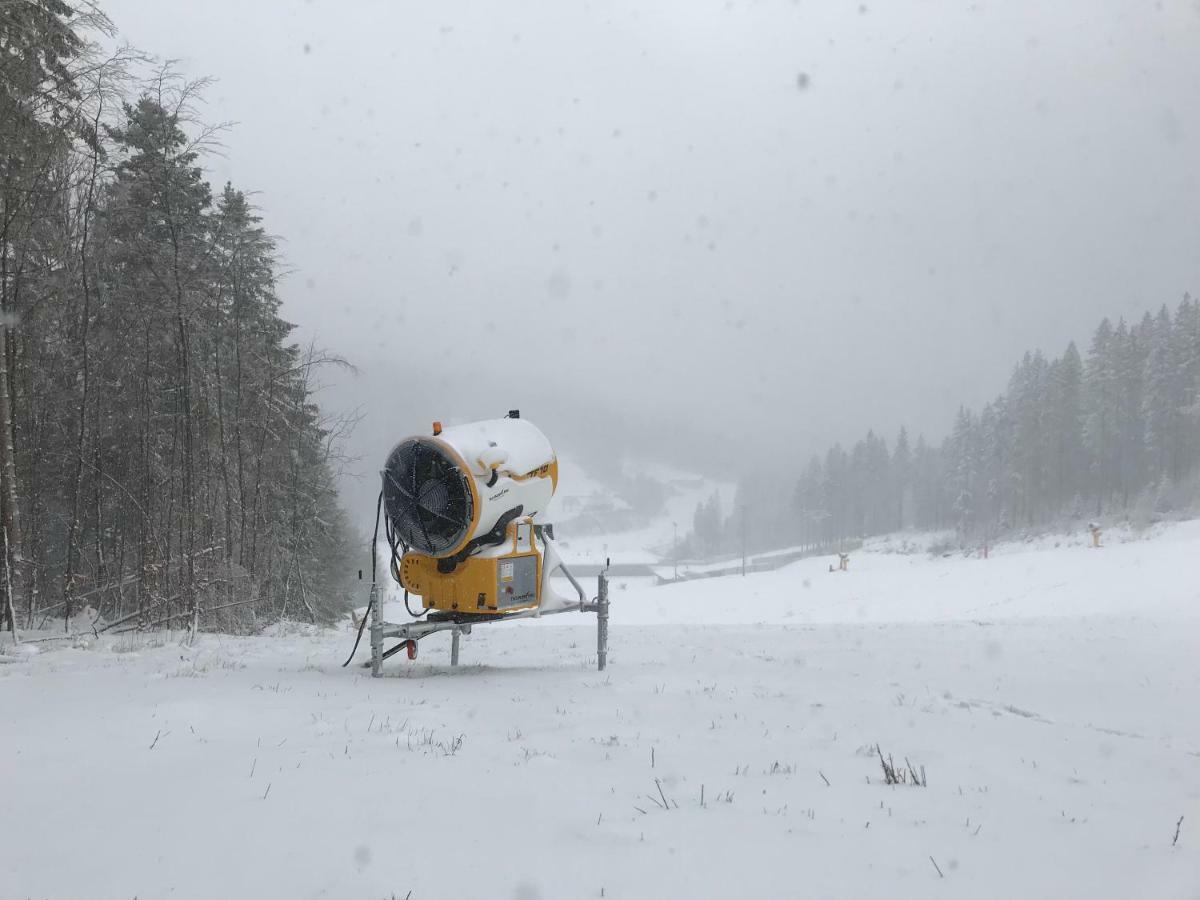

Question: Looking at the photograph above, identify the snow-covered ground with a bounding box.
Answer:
[606,516,1200,626]
[4,522,1199,899]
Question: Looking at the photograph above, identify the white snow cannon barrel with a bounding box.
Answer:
[382,412,564,615]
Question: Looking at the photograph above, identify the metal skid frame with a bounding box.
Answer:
[368,530,610,676]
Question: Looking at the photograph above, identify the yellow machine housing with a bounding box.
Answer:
[398,519,542,615]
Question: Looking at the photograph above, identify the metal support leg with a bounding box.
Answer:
[450,626,461,667]
[597,570,609,672]
[369,580,382,678]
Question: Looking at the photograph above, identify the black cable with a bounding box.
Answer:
[404,588,425,619]
[341,489,384,667]
[341,600,372,668]
[382,500,424,620]
[393,544,425,619]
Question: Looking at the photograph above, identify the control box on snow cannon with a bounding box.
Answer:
[382,414,562,616]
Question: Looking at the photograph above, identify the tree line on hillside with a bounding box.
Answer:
[689,298,1200,558]
[1,1,356,636]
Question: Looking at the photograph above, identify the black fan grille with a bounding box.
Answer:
[383,438,474,556]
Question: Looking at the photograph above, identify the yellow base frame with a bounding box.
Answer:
[398,548,542,615]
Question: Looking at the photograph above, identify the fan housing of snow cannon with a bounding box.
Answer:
[382,414,562,616]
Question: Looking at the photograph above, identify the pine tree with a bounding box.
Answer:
[823,445,849,545]
[892,427,911,530]
[1084,318,1119,514]
[1171,296,1200,480]
[948,408,979,538]
[1113,318,1147,506]
[910,435,945,531]
[0,0,94,630]
[1143,305,1176,485]
[976,399,1008,537]
[1047,342,1085,515]
[103,93,214,627]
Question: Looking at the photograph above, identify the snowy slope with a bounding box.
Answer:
[3,522,1199,900]
[603,517,1200,626]
[544,456,736,566]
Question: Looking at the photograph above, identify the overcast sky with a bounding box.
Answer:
[102,0,1200,517]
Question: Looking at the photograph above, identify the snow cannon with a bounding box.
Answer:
[357,410,607,675]
[382,412,570,616]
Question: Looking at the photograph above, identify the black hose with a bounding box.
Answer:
[404,588,425,619]
[383,498,423,620]
[341,489,384,668]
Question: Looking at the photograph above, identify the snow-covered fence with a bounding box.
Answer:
[655,539,864,584]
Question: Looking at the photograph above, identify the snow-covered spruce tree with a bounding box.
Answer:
[3,3,148,635]
[792,456,827,550]
[1006,351,1049,527]
[1047,342,1085,517]
[1169,296,1200,484]
[0,0,98,631]
[947,407,980,540]
[891,426,911,532]
[1083,318,1120,516]
[910,434,948,532]
[101,88,216,633]
[976,399,1007,541]
[1115,317,1148,507]
[1143,305,1176,487]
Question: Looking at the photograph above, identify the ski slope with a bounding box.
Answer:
[543,457,736,566]
[3,522,1199,899]
[604,517,1200,626]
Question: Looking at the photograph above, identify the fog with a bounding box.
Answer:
[103,0,1200,519]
